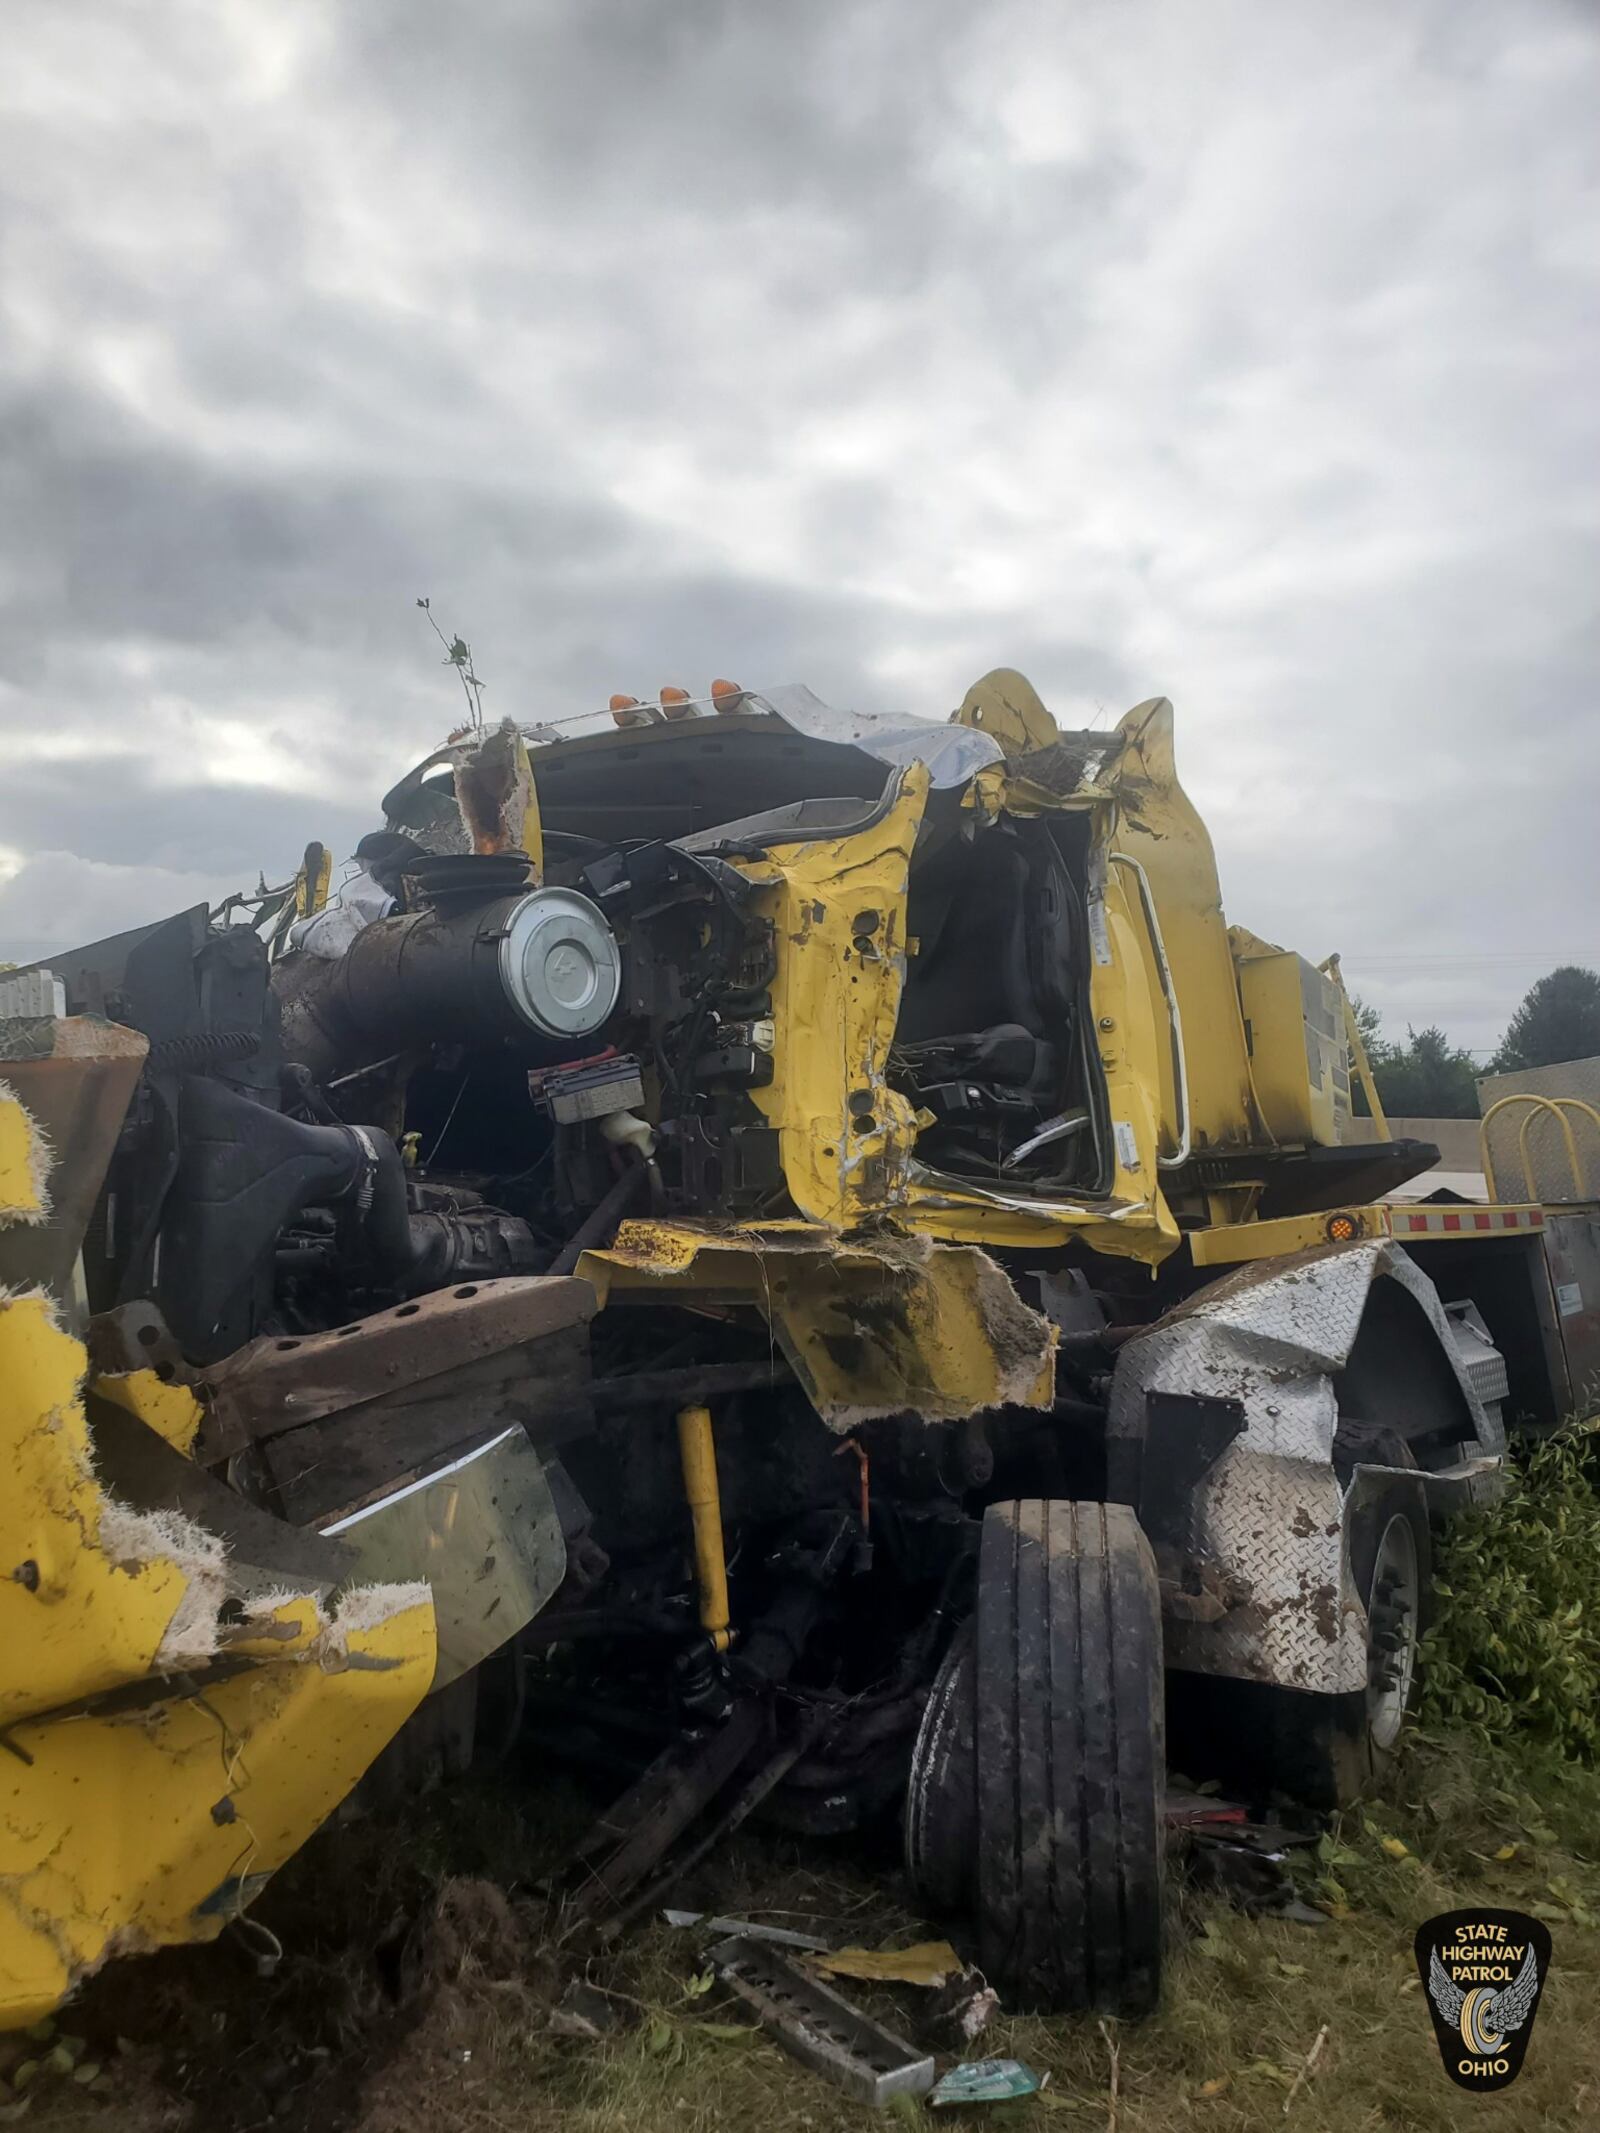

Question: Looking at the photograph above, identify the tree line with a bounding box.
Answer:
[1352,965,1600,1120]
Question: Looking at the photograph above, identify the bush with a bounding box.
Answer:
[1420,1421,1600,1760]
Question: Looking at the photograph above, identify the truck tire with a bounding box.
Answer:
[904,1622,977,1916]
[907,1499,1166,2015]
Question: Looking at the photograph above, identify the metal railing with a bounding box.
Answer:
[1479,1093,1600,1203]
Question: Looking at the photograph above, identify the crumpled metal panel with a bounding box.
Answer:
[0,1280,437,2026]
[0,1061,438,2029]
[749,684,1005,787]
[581,1218,1056,1430]
[323,1425,567,1690]
[1108,1240,1500,1694]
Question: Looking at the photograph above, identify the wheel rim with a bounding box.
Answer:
[1365,1513,1420,1751]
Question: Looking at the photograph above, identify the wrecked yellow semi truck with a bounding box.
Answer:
[1,672,1559,2022]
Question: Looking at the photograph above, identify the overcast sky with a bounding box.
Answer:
[2,0,1596,1053]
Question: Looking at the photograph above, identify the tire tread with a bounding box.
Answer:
[974,1498,1164,2014]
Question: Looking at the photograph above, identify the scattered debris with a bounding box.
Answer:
[662,1910,832,1952]
[553,1701,780,1933]
[1187,1841,1295,1912]
[709,1934,935,2108]
[1200,1817,1316,1857]
[1185,1815,1321,1918]
[930,2057,1046,2107]
[548,1978,626,2040]
[1280,2022,1329,2117]
[925,1966,1000,2048]
[815,1940,963,1988]
[1165,1790,1250,1829]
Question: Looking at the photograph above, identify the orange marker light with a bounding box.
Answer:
[659,686,695,721]
[610,692,653,729]
[711,678,748,715]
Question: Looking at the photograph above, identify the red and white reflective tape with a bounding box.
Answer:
[1389,1205,1545,1235]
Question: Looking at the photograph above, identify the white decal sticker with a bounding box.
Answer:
[1088,895,1113,966]
[1556,1281,1583,1318]
[1113,1119,1140,1172]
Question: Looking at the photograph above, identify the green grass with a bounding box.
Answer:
[1421,1419,1600,1760]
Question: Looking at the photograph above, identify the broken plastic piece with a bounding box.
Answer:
[930,2058,1045,2106]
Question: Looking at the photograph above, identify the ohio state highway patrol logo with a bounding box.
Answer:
[1414,1908,1551,2092]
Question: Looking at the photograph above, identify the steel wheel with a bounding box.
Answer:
[1365,1510,1421,1752]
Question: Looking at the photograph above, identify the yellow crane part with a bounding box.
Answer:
[0,1073,438,2030]
[676,1404,731,1653]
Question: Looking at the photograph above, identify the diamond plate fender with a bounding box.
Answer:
[1108,1240,1501,1694]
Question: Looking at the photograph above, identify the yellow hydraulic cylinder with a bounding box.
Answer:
[675,1404,731,1653]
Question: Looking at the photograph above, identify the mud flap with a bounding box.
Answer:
[1108,1240,1498,1695]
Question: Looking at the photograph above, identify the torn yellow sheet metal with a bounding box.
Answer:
[92,1366,205,1456]
[0,1092,49,1228]
[0,1082,50,1224]
[0,1281,435,2028]
[899,1174,1177,1264]
[1,1291,202,1725]
[815,1940,964,1987]
[0,1587,433,2029]
[733,766,928,1231]
[581,1218,1055,1428]
[950,667,1058,758]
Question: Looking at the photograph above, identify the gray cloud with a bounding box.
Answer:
[2,0,1597,1053]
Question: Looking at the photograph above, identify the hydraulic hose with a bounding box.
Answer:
[547,1157,649,1277]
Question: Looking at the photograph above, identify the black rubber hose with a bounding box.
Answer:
[348,1123,421,1273]
[547,1158,649,1277]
